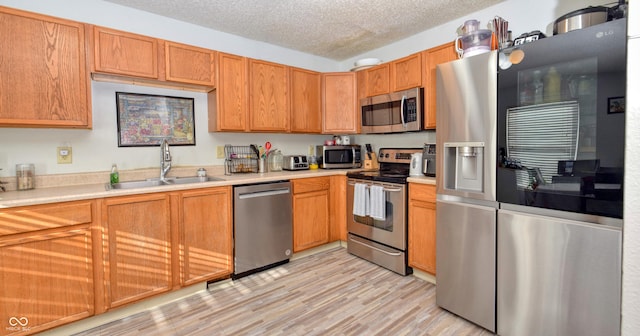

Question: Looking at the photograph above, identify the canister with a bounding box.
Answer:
[16,163,35,190]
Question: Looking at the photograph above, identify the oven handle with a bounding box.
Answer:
[348,235,403,256]
[347,181,402,192]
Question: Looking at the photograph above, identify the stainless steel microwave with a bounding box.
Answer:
[317,145,362,169]
[360,87,424,134]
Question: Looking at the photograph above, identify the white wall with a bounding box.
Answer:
[623,1,640,334]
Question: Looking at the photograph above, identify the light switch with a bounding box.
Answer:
[216,146,225,159]
[57,146,72,164]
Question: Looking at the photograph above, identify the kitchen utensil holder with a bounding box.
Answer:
[364,156,379,170]
[224,145,259,175]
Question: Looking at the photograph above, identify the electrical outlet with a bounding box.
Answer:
[216,146,225,159]
[57,146,72,164]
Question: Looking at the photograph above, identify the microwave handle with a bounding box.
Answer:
[400,95,406,128]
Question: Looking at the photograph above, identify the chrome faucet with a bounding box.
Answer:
[160,138,172,181]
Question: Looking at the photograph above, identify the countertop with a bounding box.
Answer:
[0,169,436,209]
[0,169,355,208]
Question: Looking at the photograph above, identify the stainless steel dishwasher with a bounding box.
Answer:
[233,181,292,278]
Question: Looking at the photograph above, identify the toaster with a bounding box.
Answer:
[283,155,309,170]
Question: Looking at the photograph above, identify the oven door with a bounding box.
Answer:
[346,178,406,250]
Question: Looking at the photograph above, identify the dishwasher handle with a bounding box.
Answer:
[238,188,290,199]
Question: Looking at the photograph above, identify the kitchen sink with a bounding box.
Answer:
[107,176,224,190]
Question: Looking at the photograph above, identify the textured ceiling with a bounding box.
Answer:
[103,0,503,61]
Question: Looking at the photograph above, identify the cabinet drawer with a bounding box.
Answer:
[0,201,93,236]
[292,177,330,194]
[409,183,436,202]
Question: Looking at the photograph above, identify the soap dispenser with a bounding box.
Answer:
[110,164,119,184]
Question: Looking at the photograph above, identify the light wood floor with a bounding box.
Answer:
[74,247,491,335]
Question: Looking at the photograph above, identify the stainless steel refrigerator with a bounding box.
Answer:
[435,50,498,333]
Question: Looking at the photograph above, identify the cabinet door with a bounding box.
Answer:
[249,59,289,131]
[179,187,233,285]
[365,63,390,96]
[290,67,322,133]
[391,52,423,92]
[164,41,215,86]
[329,175,347,242]
[408,184,437,274]
[209,52,248,132]
[423,42,458,129]
[93,26,159,79]
[0,200,95,334]
[102,193,171,309]
[322,72,358,134]
[0,230,94,334]
[293,177,330,252]
[0,7,91,128]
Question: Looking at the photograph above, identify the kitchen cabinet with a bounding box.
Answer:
[408,183,437,274]
[292,177,330,252]
[164,41,216,86]
[390,52,423,92]
[0,201,95,334]
[0,6,91,128]
[423,42,458,129]
[249,59,290,132]
[93,26,159,79]
[322,72,359,134]
[208,52,249,132]
[175,187,233,286]
[364,63,390,97]
[101,193,172,309]
[329,175,348,242]
[356,69,368,102]
[289,67,322,133]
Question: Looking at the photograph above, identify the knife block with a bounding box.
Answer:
[364,156,379,170]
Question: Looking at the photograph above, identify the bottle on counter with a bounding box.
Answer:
[110,164,119,184]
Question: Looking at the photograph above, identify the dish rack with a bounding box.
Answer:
[224,145,259,175]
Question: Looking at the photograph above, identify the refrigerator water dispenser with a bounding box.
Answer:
[443,142,484,193]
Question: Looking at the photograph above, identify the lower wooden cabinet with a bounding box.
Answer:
[176,187,233,286]
[292,177,330,252]
[101,193,172,309]
[408,183,437,274]
[0,201,95,334]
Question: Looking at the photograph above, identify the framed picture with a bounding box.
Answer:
[608,96,625,114]
[116,92,195,147]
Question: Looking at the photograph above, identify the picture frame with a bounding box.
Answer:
[116,92,195,147]
[608,96,625,114]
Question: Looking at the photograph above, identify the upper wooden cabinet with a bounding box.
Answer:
[362,52,423,98]
[408,183,437,275]
[249,59,289,132]
[164,41,215,86]
[290,67,322,133]
[423,42,458,129]
[364,63,390,97]
[0,200,96,333]
[208,52,249,132]
[0,6,91,128]
[93,26,159,79]
[322,72,358,134]
[391,52,423,92]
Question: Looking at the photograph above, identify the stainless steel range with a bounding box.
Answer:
[346,148,422,275]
